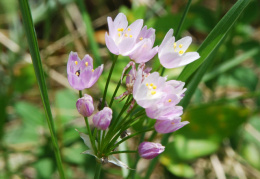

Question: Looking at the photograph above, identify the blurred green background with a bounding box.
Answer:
[0,0,260,178]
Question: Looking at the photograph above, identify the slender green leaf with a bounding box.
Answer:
[19,1,65,178]
[203,48,258,82]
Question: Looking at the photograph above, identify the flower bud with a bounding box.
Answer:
[76,94,94,117]
[138,142,165,159]
[93,107,112,130]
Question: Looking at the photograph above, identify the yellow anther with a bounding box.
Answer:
[129,35,133,38]
[75,72,80,76]
[168,99,172,102]
[174,43,177,48]
[117,28,124,31]
[85,62,88,66]
[151,91,156,95]
[150,83,154,86]
[128,28,131,31]
[153,86,157,89]
[171,122,175,125]
[74,61,78,65]
[118,33,121,37]
[139,37,143,40]
[146,83,149,86]
[179,44,183,48]
[179,50,184,55]
[92,69,94,72]
[124,34,128,37]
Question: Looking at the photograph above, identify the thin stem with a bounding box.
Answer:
[101,55,118,109]
[160,0,192,76]
[94,162,102,179]
[79,90,97,154]
[19,1,65,178]
[109,68,130,108]
[107,128,154,154]
[108,150,137,155]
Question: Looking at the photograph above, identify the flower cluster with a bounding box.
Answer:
[67,12,200,169]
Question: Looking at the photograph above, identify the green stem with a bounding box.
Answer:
[109,68,130,108]
[79,91,97,154]
[94,162,102,179]
[19,1,65,178]
[108,150,137,155]
[101,55,118,109]
[107,128,154,154]
[160,0,192,76]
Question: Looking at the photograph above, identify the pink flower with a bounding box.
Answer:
[133,70,168,108]
[105,13,143,56]
[158,29,200,69]
[93,107,113,130]
[154,117,189,134]
[128,26,158,63]
[76,94,94,117]
[67,52,103,90]
[138,142,165,159]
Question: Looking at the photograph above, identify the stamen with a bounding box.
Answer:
[129,35,133,38]
[150,83,154,86]
[92,69,94,72]
[171,122,175,125]
[85,62,88,66]
[179,50,184,55]
[139,37,143,40]
[153,86,157,89]
[74,61,78,65]
[168,99,172,102]
[151,91,156,95]
[118,33,121,37]
[128,28,131,31]
[117,28,124,31]
[148,86,152,90]
[174,43,177,48]
[124,34,128,37]
[179,44,183,48]
[146,83,149,86]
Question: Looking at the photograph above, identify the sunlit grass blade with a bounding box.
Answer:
[19,1,65,178]
[203,48,258,82]
[145,0,252,178]
[177,0,252,82]
[77,0,102,66]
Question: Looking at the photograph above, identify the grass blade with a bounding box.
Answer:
[19,1,65,178]
[77,0,102,66]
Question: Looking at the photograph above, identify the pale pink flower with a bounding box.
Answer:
[158,29,200,69]
[154,117,189,133]
[67,52,103,90]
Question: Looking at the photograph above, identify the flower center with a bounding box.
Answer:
[173,43,185,55]
[75,70,80,77]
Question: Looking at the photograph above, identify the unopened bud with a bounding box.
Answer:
[76,94,94,117]
[93,107,112,130]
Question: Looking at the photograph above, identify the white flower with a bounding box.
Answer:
[158,29,200,69]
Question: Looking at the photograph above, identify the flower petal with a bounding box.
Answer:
[105,32,120,55]
[175,36,192,53]
[159,52,182,68]
[159,29,174,51]
[178,52,200,66]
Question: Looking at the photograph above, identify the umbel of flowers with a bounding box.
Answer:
[67,13,200,170]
